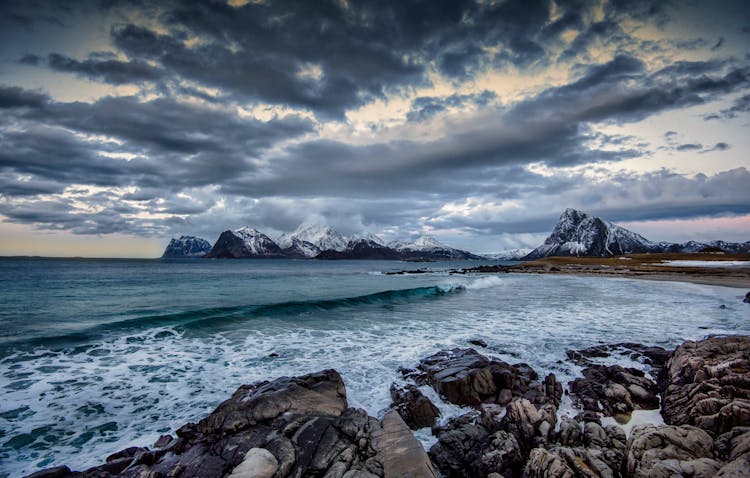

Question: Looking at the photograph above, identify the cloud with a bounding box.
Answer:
[704,94,750,119]
[0,85,48,109]
[41,53,165,85]
[407,91,497,121]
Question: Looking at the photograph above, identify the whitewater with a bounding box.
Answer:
[1,257,749,477]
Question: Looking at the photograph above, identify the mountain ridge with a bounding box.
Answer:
[524,208,750,259]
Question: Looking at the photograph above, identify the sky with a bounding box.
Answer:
[0,0,749,257]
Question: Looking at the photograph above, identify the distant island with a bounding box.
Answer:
[163,209,750,261]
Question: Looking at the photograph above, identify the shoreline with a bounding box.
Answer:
[503,269,750,289]
[26,335,750,478]
[456,252,750,290]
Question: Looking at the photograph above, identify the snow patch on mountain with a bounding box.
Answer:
[483,248,533,260]
[278,223,348,252]
[524,209,657,259]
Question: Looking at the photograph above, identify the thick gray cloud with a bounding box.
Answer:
[21,52,165,85]
[0,0,749,250]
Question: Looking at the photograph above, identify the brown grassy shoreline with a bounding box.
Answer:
[504,252,750,289]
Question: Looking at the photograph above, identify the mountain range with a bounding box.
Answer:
[523,208,750,259]
[163,210,749,260]
[164,222,480,260]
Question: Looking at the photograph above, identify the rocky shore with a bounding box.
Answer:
[27,336,750,478]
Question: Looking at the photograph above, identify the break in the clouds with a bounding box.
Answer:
[0,0,749,256]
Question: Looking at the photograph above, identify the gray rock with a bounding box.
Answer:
[226,448,277,478]
[373,411,437,478]
[198,368,348,434]
[389,383,440,430]
[569,365,659,423]
[26,369,435,478]
[661,336,750,436]
[624,424,721,478]
[408,348,561,408]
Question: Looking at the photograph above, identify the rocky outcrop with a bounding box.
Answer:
[523,419,627,478]
[29,370,436,478]
[405,348,562,409]
[661,336,750,436]
[161,235,212,258]
[744,291,750,303]
[389,383,440,430]
[566,343,670,370]
[624,424,721,478]
[569,365,660,423]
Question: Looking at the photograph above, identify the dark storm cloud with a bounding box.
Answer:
[36,53,165,84]
[12,0,669,117]
[1,0,749,243]
[0,88,315,192]
[220,53,748,198]
[0,85,49,109]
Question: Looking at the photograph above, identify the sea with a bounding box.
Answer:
[1,257,749,477]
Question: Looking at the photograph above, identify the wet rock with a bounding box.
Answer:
[105,446,145,462]
[569,364,659,422]
[409,348,561,408]
[429,413,488,477]
[566,343,670,373]
[523,446,619,478]
[624,424,721,478]
[152,434,172,449]
[429,413,523,478]
[374,410,437,478]
[28,369,437,478]
[522,417,627,478]
[558,417,582,447]
[389,383,440,430]
[470,339,489,348]
[715,426,750,462]
[744,292,750,303]
[714,426,750,476]
[198,368,348,434]
[501,399,542,454]
[661,336,750,436]
[523,448,575,478]
[24,467,72,478]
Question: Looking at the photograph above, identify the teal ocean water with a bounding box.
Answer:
[1,257,749,477]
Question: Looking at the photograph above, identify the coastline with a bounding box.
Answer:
[459,253,750,289]
[28,335,750,478]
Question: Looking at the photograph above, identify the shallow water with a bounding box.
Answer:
[1,257,748,477]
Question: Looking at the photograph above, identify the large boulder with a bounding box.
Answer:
[406,348,561,408]
[661,336,750,436]
[428,412,524,478]
[389,383,440,430]
[569,365,659,423]
[26,370,436,478]
[624,424,721,478]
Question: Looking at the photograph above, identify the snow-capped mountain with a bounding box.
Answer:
[278,223,348,252]
[524,209,658,259]
[391,235,482,260]
[317,239,403,260]
[482,248,533,260]
[161,236,212,258]
[351,232,385,246]
[280,237,322,259]
[205,226,283,258]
